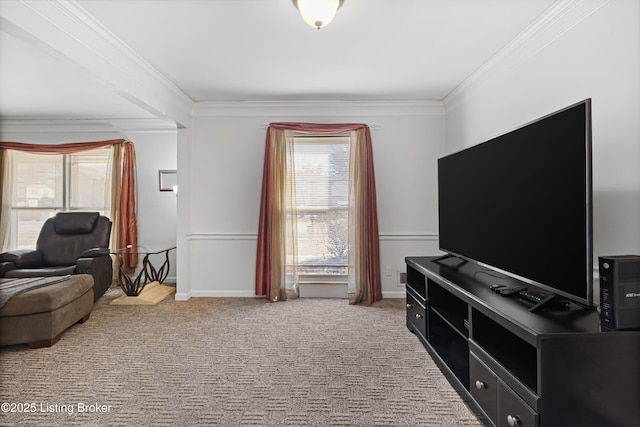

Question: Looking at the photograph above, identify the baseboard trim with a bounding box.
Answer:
[175,290,405,300]
[189,290,258,298]
[381,291,405,299]
[174,291,192,301]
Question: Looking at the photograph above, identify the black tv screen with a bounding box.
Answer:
[438,99,593,306]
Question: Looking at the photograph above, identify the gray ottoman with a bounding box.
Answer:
[0,274,94,348]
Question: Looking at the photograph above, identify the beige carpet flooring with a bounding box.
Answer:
[0,288,488,426]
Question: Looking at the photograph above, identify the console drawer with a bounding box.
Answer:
[406,291,427,339]
[498,379,538,427]
[470,352,497,423]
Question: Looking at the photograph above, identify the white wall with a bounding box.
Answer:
[0,124,179,282]
[127,130,178,282]
[444,0,640,262]
[175,101,446,299]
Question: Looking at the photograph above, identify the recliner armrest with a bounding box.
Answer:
[0,249,43,268]
[74,255,113,301]
[0,261,16,277]
[79,247,111,258]
[75,257,94,274]
[76,250,111,274]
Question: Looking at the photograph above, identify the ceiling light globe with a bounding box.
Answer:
[294,0,343,29]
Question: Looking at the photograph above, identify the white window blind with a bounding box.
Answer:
[292,136,350,276]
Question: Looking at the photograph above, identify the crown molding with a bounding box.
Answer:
[192,100,445,118]
[444,0,610,111]
[0,118,178,133]
[1,0,193,126]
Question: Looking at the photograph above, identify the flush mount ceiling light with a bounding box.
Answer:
[292,0,344,30]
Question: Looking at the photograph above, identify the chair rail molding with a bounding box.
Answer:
[187,233,258,241]
[186,232,438,241]
[379,233,438,242]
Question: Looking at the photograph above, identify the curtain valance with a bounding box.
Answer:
[0,139,127,154]
[267,122,369,134]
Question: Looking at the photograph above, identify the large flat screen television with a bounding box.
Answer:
[438,99,593,307]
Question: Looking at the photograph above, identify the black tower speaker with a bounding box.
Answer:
[599,255,640,330]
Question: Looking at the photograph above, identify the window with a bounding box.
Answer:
[8,148,111,249]
[292,136,350,277]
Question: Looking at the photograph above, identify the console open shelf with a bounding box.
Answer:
[407,264,426,298]
[472,309,537,394]
[405,256,640,427]
[429,279,469,337]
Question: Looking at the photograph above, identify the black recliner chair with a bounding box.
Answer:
[0,212,113,302]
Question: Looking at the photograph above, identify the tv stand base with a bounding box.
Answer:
[405,256,640,427]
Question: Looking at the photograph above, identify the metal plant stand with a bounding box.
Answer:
[112,246,176,296]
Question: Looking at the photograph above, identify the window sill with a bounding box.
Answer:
[298,276,347,285]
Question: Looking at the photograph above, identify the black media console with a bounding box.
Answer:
[405,256,640,427]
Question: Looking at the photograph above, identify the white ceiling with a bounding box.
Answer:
[0,0,557,124]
